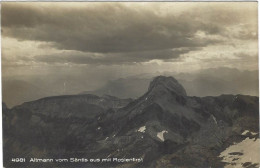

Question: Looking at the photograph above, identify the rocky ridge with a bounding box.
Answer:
[3,76,259,168]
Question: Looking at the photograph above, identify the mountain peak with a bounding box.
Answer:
[148,76,187,96]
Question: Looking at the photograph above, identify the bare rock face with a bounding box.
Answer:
[3,76,259,168]
[148,76,187,97]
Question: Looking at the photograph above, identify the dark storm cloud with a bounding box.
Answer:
[35,47,196,65]
[1,2,257,65]
[2,3,227,53]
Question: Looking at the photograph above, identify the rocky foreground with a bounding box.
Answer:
[3,76,259,168]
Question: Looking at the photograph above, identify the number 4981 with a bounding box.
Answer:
[11,158,26,162]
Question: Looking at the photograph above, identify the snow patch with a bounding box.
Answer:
[242,130,258,136]
[251,132,258,135]
[157,130,168,142]
[212,115,217,124]
[242,130,250,135]
[138,126,146,133]
[220,137,260,168]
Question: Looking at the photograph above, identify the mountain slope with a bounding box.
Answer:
[3,76,259,168]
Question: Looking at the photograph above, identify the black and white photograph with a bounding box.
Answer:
[1,1,259,168]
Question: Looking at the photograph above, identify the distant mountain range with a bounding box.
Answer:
[3,76,259,168]
[3,68,258,108]
[81,68,258,99]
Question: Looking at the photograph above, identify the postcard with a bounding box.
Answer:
[1,1,259,168]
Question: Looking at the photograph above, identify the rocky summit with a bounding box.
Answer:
[148,76,187,96]
[3,76,259,168]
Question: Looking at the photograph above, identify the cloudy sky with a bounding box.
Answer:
[1,2,258,83]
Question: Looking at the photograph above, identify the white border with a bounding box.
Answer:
[0,1,259,168]
[0,0,258,1]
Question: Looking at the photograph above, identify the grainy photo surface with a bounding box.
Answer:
[1,2,259,168]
